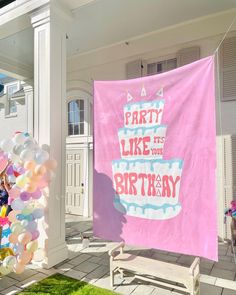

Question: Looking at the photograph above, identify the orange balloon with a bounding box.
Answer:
[24,160,36,171]
[34,165,46,177]
[8,210,20,223]
[9,233,19,244]
[18,231,32,245]
[13,262,25,274]
[24,183,37,193]
[18,251,32,264]
[27,178,38,185]
[45,159,57,171]
[30,174,41,182]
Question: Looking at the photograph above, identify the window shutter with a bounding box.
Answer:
[177,46,200,67]
[5,95,10,116]
[220,37,236,101]
[126,59,143,79]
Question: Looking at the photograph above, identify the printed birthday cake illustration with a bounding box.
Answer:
[112,86,183,220]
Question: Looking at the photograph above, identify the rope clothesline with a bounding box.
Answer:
[214,15,236,55]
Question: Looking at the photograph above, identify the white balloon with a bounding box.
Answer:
[11,199,25,211]
[13,133,27,145]
[35,150,49,164]
[13,144,24,155]
[0,264,11,275]
[20,149,34,161]
[8,152,20,164]
[8,174,16,183]
[1,139,14,152]
[23,140,36,150]
[21,220,29,228]
[3,256,16,270]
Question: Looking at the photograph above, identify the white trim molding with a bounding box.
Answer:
[31,3,68,268]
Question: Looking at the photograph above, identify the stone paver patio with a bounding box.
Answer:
[0,214,236,295]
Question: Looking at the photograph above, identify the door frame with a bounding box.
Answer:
[66,82,93,217]
[65,148,85,215]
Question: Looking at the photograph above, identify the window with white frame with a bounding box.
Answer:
[68,99,85,135]
[6,83,18,115]
[147,58,177,76]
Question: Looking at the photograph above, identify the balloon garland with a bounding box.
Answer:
[0,132,57,275]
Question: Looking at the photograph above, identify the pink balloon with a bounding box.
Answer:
[38,178,48,189]
[9,187,21,199]
[31,230,40,241]
[31,189,42,199]
[8,197,14,205]
[20,191,31,201]
[0,158,8,171]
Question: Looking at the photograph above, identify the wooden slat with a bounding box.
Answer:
[112,253,190,284]
[135,275,187,292]
[220,37,236,101]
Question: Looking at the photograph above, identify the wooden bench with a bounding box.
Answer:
[109,242,200,295]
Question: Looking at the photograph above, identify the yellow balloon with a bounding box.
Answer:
[10,222,23,235]
[0,205,7,217]
[16,175,28,188]
[26,240,38,253]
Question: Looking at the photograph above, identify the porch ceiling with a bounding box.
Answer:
[0,0,235,78]
[66,0,236,56]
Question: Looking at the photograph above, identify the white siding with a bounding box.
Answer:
[0,102,27,140]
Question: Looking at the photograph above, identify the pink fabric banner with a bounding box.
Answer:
[93,56,217,261]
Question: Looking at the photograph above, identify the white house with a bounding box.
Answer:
[0,0,235,268]
[0,76,29,139]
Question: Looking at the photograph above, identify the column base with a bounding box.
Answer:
[42,241,68,269]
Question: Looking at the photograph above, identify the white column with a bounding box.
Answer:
[31,4,68,268]
[24,85,34,136]
[83,143,89,217]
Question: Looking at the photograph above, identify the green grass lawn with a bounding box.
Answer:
[18,273,119,295]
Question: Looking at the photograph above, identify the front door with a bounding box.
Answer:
[65,149,84,215]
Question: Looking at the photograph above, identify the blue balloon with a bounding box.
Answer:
[24,214,34,222]
[26,221,37,232]
[16,214,24,221]
[32,208,44,219]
